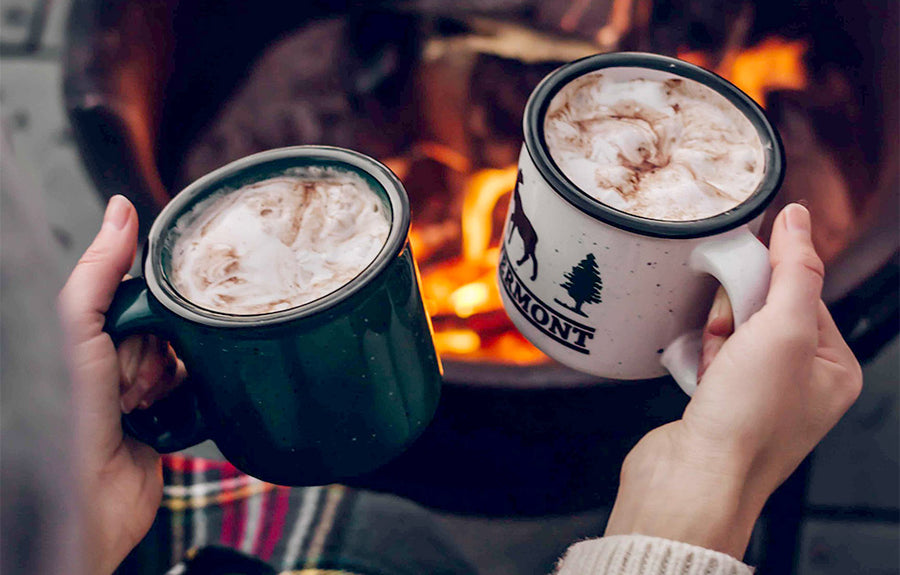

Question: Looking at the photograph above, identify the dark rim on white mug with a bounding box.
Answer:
[523,52,785,239]
[143,146,411,327]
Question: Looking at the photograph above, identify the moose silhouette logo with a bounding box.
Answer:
[507,170,539,281]
[498,170,600,354]
[554,253,603,317]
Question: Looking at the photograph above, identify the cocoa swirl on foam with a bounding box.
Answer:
[169,170,390,315]
[544,71,765,221]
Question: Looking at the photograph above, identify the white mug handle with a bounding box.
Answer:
[660,225,771,395]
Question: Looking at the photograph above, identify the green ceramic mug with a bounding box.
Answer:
[105,146,442,486]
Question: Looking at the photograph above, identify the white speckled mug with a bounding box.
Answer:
[498,53,784,395]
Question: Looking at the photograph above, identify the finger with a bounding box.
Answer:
[119,335,177,413]
[58,197,140,461]
[699,286,734,381]
[113,273,138,395]
[705,286,734,338]
[118,335,148,396]
[765,204,824,335]
[59,196,139,343]
[141,354,188,408]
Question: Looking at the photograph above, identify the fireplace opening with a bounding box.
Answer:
[66,0,899,378]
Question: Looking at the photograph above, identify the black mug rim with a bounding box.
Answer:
[144,146,411,327]
[523,52,785,239]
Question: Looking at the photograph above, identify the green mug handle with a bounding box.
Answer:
[104,277,209,453]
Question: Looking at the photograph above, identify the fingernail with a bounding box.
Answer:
[785,203,811,236]
[104,195,130,230]
[138,400,150,410]
[120,398,132,414]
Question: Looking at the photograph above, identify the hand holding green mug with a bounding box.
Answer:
[94,146,442,486]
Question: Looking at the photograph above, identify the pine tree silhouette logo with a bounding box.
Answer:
[554,253,603,317]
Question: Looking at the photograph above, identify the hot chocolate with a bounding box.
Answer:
[544,70,765,221]
[169,168,390,315]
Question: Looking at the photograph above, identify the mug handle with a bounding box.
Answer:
[104,277,209,453]
[660,225,771,395]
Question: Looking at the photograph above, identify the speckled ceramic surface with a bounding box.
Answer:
[501,54,780,385]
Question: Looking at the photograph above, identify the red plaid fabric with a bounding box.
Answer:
[119,455,475,575]
[158,454,354,573]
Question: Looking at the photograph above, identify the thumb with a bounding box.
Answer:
[764,203,825,337]
[59,196,139,344]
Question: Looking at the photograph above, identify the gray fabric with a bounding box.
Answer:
[331,490,479,575]
[1,126,81,572]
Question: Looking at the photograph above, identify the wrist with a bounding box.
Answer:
[605,428,768,559]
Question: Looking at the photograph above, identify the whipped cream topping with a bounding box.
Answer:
[544,71,765,221]
[170,170,390,315]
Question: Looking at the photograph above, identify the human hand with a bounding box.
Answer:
[604,203,862,559]
[58,196,183,574]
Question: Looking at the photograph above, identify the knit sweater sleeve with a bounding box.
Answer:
[554,535,754,575]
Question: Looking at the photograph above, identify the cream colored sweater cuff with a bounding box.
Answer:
[555,535,754,575]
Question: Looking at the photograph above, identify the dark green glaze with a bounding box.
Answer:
[104,147,442,486]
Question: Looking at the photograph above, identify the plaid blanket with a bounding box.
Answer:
[114,455,476,575]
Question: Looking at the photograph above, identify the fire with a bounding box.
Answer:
[433,329,481,355]
[462,168,518,261]
[450,282,491,319]
[408,37,809,365]
[679,37,809,106]
[411,163,550,364]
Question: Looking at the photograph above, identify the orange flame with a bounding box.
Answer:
[680,37,809,106]
[413,164,549,364]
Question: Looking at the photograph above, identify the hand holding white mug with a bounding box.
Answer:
[604,203,862,558]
